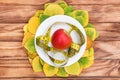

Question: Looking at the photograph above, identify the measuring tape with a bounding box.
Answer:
[36,24,85,67]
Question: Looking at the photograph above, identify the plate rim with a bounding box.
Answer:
[34,15,87,67]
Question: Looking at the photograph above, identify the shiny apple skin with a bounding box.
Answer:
[52,29,72,50]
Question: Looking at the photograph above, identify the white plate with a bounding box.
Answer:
[34,15,87,67]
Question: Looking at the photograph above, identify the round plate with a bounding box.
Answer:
[34,15,87,67]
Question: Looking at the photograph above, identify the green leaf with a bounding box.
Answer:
[64,6,74,14]
[75,16,84,27]
[66,12,73,16]
[85,28,96,41]
[58,1,68,9]
[40,14,50,23]
[85,23,99,39]
[25,37,36,53]
[39,58,44,65]
[85,23,99,40]
[56,67,69,77]
[71,10,89,27]
[85,23,94,28]
[78,56,94,69]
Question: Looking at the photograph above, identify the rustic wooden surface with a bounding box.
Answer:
[0,0,120,80]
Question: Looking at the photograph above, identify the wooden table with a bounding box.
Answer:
[0,0,120,80]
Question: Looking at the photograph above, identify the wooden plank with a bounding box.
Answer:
[0,78,120,80]
[0,0,49,5]
[0,5,42,23]
[0,49,27,59]
[0,59,30,67]
[0,23,24,42]
[0,59,120,77]
[94,23,120,41]
[0,23,120,41]
[0,5,120,23]
[0,0,120,5]
[73,5,120,23]
[0,42,22,49]
[1,78,120,80]
[0,41,120,59]
[68,0,120,5]
[96,40,120,59]
[0,0,119,79]
[94,41,120,59]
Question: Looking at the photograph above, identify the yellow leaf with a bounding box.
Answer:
[28,17,40,34]
[22,32,34,46]
[27,52,38,59]
[32,56,43,72]
[23,24,28,35]
[44,3,64,16]
[82,50,89,57]
[28,57,32,64]
[43,63,58,76]
[65,62,82,75]
[34,10,44,17]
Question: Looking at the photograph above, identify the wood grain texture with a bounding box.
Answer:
[0,0,120,79]
[0,59,119,77]
[0,41,120,60]
[1,78,120,80]
[0,4,120,23]
[0,0,120,5]
[94,41,120,59]
[94,23,120,41]
[0,23,120,41]
[0,78,120,80]
[0,23,24,42]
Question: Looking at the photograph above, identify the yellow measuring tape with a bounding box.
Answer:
[36,24,85,67]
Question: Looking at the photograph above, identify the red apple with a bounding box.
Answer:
[51,29,72,50]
